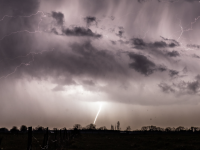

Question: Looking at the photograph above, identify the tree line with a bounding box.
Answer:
[1,121,200,133]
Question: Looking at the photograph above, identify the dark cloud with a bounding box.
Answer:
[160,36,179,47]
[157,0,198,3]
[110,41,116,45]
[0,41,125,86]
[32,42,125,82]
[168,43,177,48]
[128,53,156,76]
[192,54,200,59]
[51,28,59,35]
[187,81,199,93]
[187,44,200,49]
[157,65,167,72]
[184,0,200,2]
[132,38,179,50]
[52,77,76,86]
[159,75,200,95]
[138,0,147,3]
[109,16,115,20]
[49,13,101,38]
[52,85,65,92]
[169,70,179,77]
[128,53,169,76]
[0,0,41,38]
[62,27,102,38]
[159,83,176,93]
[132,38,146,49]
[116,27,124,38]
[52,11,64,26]
[187,75,200,93]
[0,0,40,16]
[118,40,129,45]
[116,30,124,38]
[82,80,95,86]
[84,16,97,27]
[196,75,200,80]
[167,50,180,57]
[153,41,168,48]
[139,0,194,3]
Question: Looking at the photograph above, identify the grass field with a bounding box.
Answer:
[69,133,200,150]
[1,132,200,150]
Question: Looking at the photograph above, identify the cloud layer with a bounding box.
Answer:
[1,0,200,129]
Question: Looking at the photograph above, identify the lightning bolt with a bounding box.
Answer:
[0,48,54,80]
[177,15,200,41]
[0,11,46,22]
[0,11,52,80]
[93,104,102,124]
[0,11,47,41]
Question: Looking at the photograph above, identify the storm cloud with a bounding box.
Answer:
[128,53,168,76]
[62,27,102,38]
[159,75,200,95]
[52,11,64,26]
[84,16,97,27]
[0,0,40,16]
[132,38,179,50]
[1,0,200,129]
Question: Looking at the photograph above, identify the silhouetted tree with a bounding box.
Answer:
[111,125,114,130]
[98,126,107,130]
[195,127,200,131]
[34,126,45,132]
[190,126,199,132]
[82,127,87,130]
[10,126,19,133]
[20,125,27,132]
[86,123,96,130]
[175,126,185,132]
[165,127,172,132]
[156,127,164,132]
[149,125,157,131]
[73,124,82,130]
[141,126,148,131]
[126,126,131,131]
[0,128,8,132]
[117,121,121,130]
[73,124,81,134]
[171,127,176,131]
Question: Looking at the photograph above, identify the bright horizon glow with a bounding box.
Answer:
[93,104,102,124]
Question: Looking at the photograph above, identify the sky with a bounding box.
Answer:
[1,0,200,130]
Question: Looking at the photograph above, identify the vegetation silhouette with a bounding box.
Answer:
[0,128,8,132]
[20,125,27,132]
[1,123,200,149]
[10,126,19,133]
[111,125,114,130]
[86,123,96,130]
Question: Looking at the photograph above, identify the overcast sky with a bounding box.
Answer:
[1,0,200,130]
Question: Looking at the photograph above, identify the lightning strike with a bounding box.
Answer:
[0,49,54,80]
[177,16,200,41]
[93,104,102,124]
[0,11,47,41]
[0,11,46,22]
[0,11,52,79]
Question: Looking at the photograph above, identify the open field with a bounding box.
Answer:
[1,132,200,150]
[69,133,200,150]
[0,132,68,150]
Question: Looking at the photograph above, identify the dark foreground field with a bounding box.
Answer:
[70,133,200,150]
[1,132,200,150]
